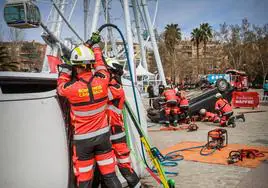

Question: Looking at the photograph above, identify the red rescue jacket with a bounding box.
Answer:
[201,112,219,122]
[107,78,125,127]
[162,89,177,104]
[215,98,233,116]
[57,47,117,139]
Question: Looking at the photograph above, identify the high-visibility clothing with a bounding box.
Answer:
[179,98,189,110]
[72,133,121,187]
[108,78,141,188]
[107,78,125,126]
[57,46,121,187]
[58,46,115,136]
[215,98,233,115]
[215,98,233,126]
[162,89,178,104]
[201,112,220,123]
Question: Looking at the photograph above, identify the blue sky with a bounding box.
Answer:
[0,0,267,43]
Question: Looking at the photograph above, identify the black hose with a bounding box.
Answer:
[97,24,153,179]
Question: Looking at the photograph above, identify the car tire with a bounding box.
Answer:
[216,78,229,92]
[152,98,164,110]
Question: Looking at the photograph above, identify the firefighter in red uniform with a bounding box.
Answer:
[106,58,141,188]
[177,91,190,123]
[161,86,179,126]
[214,93,234,127]
[57,36,122,187]
[199,109,220,123]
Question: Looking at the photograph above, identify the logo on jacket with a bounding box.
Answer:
[78,88,89,97]
[92,85,103,95]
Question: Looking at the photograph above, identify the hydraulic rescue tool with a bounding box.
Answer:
[125,101,175,188]
[227,149,265,164]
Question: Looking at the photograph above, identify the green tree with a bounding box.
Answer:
[191,28,202,74]
[200,23,213,56]
[164,23,181,83]
[191,28,201,59]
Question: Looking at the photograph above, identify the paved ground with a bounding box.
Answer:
[140,92,268,188]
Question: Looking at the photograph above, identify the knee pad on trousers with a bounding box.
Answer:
[119,167,140,188]
[102,172,122,188]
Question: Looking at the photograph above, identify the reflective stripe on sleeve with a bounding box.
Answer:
[73,165,93,173]
[108,105,122,114]
[61,68,72,75]
[117,157,131,164]
[73,104,107,117]
[108,89,113,100]
[110,132,125,141]
[95,66,106,71]
[167,100,177,103]
[73,126,110,140]
[97,158,114,166]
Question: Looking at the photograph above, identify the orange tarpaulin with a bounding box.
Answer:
[161,141,268,168]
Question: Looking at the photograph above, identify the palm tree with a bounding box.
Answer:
[164,23,181,83]
[200,23,213,56]
[191,28,202,59]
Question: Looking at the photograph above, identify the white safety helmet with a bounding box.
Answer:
[165,85,172,89]
[106,58,123,70]
[199,108,207,115]
[70,44,95,65]
[215,93,222,99]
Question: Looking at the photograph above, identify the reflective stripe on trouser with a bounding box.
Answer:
[110,125,140,188]
[72,145,95,187]
[115,144,141,188]
[96,151,116,175]
[72,132,117,187]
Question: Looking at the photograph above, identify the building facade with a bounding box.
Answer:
[0,41,47,72]
[147,40,228,83]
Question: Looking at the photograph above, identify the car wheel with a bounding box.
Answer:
[216,78,229,92]
[153,98,164,110]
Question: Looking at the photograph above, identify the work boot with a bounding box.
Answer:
[227,117,236,128]
[236,113,245,122]
[172,120,178,127]
[165,121,170,127]
[231,122,236,128]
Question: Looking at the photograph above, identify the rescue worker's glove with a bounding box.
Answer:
[61,55,72,65]
[58,64,72,76]
[94,72,106,78]
[85,32,101,47]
